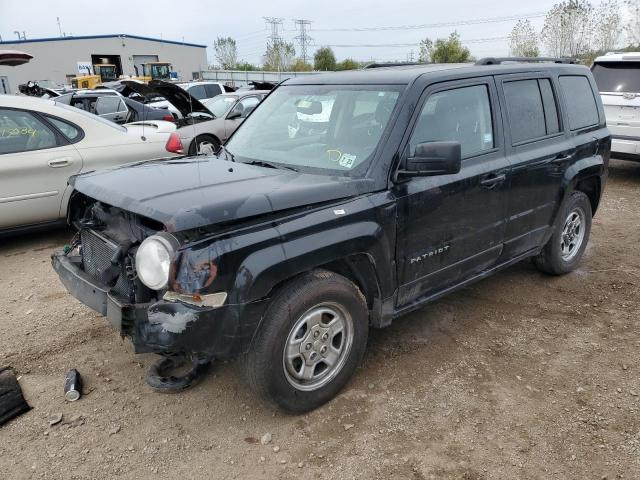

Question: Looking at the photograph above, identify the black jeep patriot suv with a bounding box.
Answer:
[53,59,610,413]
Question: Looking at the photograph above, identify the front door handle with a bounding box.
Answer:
[47,157,73,168]
[553,153,574,164]
[479,173,506,189]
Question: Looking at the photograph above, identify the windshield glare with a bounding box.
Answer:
[203,96,237,117]
[225,85,402,175]
[592,62,640,93]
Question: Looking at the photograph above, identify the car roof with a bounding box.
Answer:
[284,62,590,85]
[594,52,640,62]
[73,89,120,97]
[176,81,222,87]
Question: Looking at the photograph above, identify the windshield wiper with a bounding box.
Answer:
[219,145,235,162]
[247,160,298,172]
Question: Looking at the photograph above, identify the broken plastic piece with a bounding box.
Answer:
[144,356,210,393]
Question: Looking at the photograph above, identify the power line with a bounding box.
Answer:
[312,11,546,32]
[313,36,510,48]
[293,19,313,64]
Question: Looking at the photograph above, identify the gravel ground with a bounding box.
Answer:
[1,159,639,480]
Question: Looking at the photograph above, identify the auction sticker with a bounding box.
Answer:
[339,153,357,169]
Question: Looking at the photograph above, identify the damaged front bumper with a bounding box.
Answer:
[51,252,267,358]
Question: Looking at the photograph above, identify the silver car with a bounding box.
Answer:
[123,80,268,155]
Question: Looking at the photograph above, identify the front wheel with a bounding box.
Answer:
[533,190,592,275]
[189,135,220,156]
[242,270,369,413]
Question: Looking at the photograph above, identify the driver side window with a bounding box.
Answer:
[409,84,494,158]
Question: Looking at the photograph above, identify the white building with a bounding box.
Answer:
[0,34,208,93]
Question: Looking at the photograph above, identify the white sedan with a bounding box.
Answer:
[0,94,183,235]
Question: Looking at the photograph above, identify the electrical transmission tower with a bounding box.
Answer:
[293,19,313,64]
[263,17,284,45]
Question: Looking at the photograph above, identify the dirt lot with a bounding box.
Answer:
[1,159,639,480]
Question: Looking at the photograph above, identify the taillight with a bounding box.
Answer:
[165,132,184,154]
[162,114,175,122]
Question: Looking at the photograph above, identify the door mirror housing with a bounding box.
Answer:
[398,141,462,178]
[227,104,244,120]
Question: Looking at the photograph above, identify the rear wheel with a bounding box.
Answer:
[242,270,369,413]
[533,190,592,275]
[189,135,220,156]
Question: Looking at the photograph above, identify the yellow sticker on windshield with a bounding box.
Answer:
[327,149,342,162]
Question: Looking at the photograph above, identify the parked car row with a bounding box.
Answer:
[54,89,175,124]
[0,95,182,234]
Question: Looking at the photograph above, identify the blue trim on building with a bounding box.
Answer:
[0,34,206,49]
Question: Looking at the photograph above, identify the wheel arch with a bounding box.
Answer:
[574,175,601,215]
[188,133,221,155]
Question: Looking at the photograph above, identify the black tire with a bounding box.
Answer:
[189,135,220,156]
[242,270,369,413]
[533,190,592,275]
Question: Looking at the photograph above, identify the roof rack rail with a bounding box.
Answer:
[364,62,420,69]
[475,57,579,65]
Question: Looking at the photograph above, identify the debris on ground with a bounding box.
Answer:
[0,367,31,426]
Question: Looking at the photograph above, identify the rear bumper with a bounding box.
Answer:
[51,252,267,358]
[611,136,640,158]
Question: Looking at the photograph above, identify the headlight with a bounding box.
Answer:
[135,234,179,290]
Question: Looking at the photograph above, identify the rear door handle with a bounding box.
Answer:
[47,157,73,168]
[479,173,506,189]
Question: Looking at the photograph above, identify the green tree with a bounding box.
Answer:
[592,0,621,52]
[213,37,238,70]
[234,61,258,71]
[541,1,595,58]
[314,47,337,71]
[509,20,540,57]
[627,0,640,46]
[291,58,313,72]
[418,32,472,63]
[336,58,360,70]
[263,41,296,71]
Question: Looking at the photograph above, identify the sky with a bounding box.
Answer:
[0,0,594,66]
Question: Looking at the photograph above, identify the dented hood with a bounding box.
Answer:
[70,158,372,232]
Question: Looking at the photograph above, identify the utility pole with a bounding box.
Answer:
[293,19,313,64]
[263,17,284,45]
[263,17,285,72]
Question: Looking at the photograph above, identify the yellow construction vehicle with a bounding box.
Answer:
[70,74,101,90]
[93,64,118,82]
[133,62,172,83]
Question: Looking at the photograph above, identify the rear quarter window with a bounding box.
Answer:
[559,75,600,130]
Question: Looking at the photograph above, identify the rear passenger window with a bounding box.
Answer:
[503,78,561,144]
[204,84,222,98]
[46,116,82,142]
[409,84,494,158]
[559,75,599,130]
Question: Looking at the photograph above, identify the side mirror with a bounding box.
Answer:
[227,104,244,120]
[398,141,462,178]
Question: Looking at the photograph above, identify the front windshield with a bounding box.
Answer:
[203,95,237,117]
[225,85,402,175]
